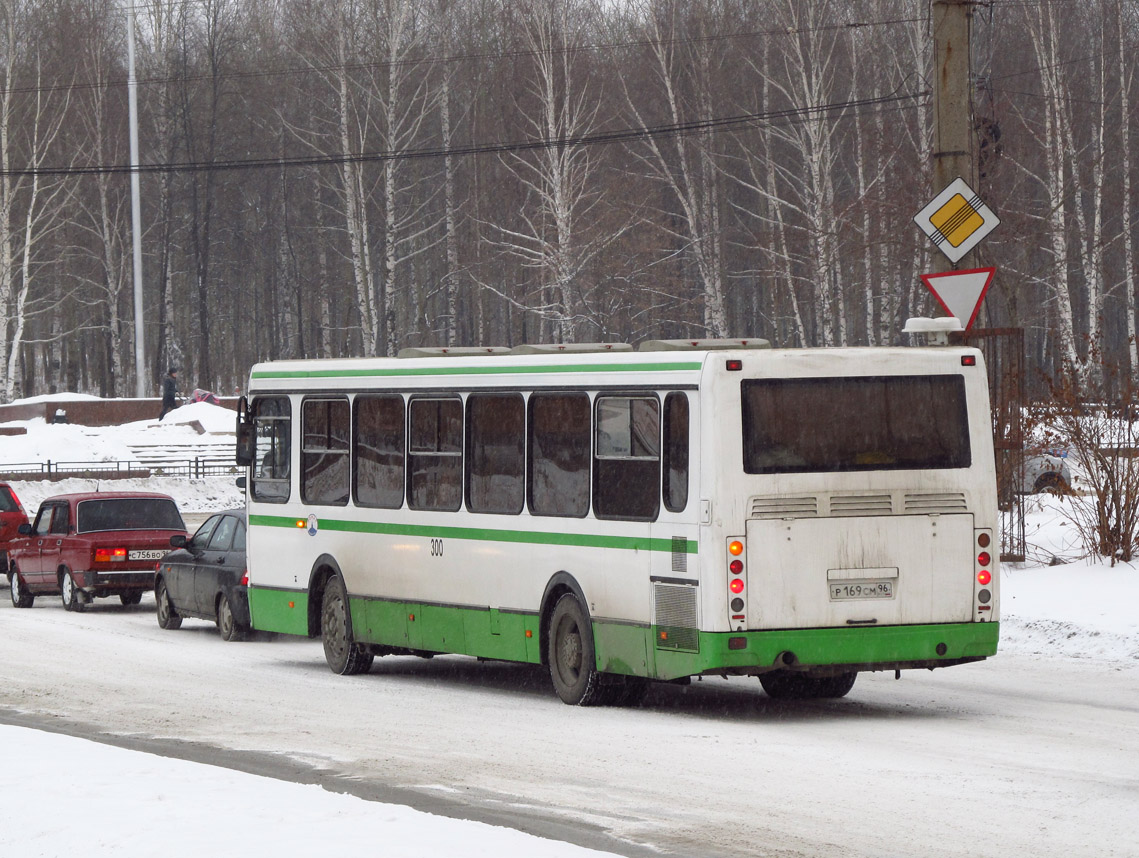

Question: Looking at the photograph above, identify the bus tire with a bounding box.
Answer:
[548,593,604,706]
[321,574,373,676]
[606,675,650,707]
[760,670,857,700]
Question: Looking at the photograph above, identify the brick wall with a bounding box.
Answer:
[0,397,239,427]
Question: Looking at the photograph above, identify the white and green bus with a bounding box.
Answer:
[235,339,999,705]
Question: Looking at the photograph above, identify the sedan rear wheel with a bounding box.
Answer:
[155,578,182,630]
[60,570,86,613]
[119,591,143,606]
[10,566,33,608]
[217,593,246,642]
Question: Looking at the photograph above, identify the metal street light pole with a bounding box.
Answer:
[127,3,146,397]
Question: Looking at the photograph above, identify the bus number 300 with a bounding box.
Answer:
[430,538,444,557]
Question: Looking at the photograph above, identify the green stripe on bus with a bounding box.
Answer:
[249,513,699,554]
[250,361,702,380]
[246,583,1000,682]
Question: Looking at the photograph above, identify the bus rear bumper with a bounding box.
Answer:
[644,621,1000,681]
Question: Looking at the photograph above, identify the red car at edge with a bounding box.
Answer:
[8,491,187,611]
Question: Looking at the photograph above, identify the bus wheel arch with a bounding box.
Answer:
[538,572,589,670]
[540,573,608,706]
[307,555,344,639]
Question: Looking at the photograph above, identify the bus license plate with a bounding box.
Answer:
[128,549,166,561]
[829,580,894,600]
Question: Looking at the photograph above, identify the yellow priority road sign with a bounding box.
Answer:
[913,177,1000,264]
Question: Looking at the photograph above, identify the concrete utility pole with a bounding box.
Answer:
[127,5,147,398]
[930,0,976,274]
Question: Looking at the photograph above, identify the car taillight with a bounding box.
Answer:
[240,570,249,587]
[94,547,128,563]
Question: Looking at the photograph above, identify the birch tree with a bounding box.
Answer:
[486,0,616,343]
[0,3,73,400]
[620,0,728,338]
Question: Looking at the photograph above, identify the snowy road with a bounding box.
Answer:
[1,595,1135,858]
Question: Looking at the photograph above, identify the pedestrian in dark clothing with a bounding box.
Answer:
[158,367,179,420]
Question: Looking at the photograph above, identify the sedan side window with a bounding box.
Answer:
[231,521,246,552]
[190,515,221,550]
[207,516,238,552]
[49,504,70,535]
[32,506,53,536]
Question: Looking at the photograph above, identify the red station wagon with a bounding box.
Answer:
[0,482,30,577]
[8,491,187,611]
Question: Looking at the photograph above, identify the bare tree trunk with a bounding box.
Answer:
[335,17,377,356]
[622,1,727,338]
[441,59,459,346]
[1027,5,1084,377]
[0,3,18,397]
[312,170,334,359]
[1121,0,1138,377]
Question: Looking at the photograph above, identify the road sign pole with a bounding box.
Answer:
[931,0,976,275]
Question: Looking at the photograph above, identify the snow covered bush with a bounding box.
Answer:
[1036,366,1139,566]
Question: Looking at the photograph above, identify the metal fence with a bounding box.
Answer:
[0,458,241,479]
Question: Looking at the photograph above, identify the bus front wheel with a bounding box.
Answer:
[548,594,605,705]
[321,574,374,676]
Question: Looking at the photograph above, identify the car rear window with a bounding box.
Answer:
[76,498,185,533]
[0,486,20,513]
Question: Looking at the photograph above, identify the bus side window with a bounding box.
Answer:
[466,393,524,515]
[301,398,351,506]
[251,396,291,503]
[593,395,660,521]
[528,393,590,518]
[408,398,463,511]
[663,392,689,512]
[354,394,405,509]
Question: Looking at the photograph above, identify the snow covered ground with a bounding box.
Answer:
[2,402,1136,857]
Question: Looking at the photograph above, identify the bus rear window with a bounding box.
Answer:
[741,375,971,474]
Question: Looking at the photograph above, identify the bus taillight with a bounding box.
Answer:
[977,551,991,567]
[727,537,746,628]
[977,570,991,586]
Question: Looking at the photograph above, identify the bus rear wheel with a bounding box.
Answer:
[321,574,374,676]
[548,594,606,706]
[759,670,857,700]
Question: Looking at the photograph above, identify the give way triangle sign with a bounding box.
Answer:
[919,267,995,332]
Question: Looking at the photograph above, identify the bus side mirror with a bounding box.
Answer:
[235,413,255,467]
[235,476,246,489]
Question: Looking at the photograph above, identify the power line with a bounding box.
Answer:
[0,90,928,179]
